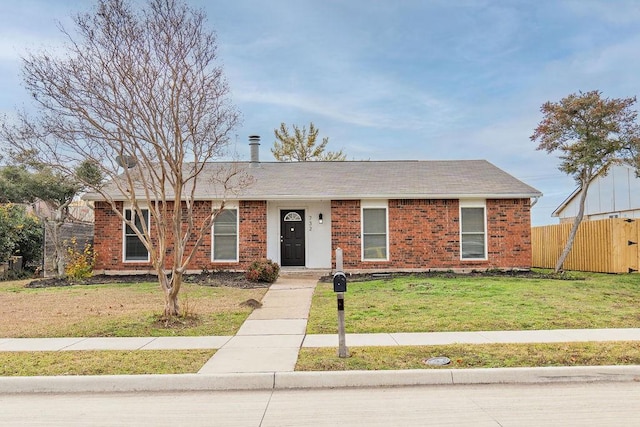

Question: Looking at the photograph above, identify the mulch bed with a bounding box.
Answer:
[25,269,577,288]
[318,269,578,283]
[25,271,270,289]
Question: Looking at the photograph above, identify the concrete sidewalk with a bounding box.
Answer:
[3,328,640,352]
[303,328,640,347]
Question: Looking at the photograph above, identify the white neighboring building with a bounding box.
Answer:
[553,164,640,223]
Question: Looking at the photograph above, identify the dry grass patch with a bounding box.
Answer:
[0,350,215,376]
[297,341,640,371]
[0,279,267,337]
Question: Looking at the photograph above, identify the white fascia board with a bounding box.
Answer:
[229,193,543,201]
[85,192,543,202]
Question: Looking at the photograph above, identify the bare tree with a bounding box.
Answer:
[272,122,346,161]
[0,0,246,316]
[531,90,640,273]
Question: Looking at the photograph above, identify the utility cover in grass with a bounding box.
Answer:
[424,357,451,366]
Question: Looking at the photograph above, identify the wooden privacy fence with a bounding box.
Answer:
[532,218,640,273]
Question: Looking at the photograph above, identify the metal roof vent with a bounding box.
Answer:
[249,135,260,165]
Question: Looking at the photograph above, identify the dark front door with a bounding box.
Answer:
[281,210,305,266]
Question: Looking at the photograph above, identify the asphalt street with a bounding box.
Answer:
[2,382,639,426]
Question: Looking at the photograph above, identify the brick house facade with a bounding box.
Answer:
[93,197,533,273]
[330,198,532,271]
[93,200,269,272]
[87,158,541,274]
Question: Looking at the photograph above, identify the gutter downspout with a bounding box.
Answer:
[530,196,540,208]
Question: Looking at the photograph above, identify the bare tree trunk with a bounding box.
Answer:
[159,269,183,317]
[44,218,66,278]
[39,202,72,278]
[555,181,589,273]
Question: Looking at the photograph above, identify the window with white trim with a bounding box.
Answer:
[124,208,149,262]
[362,207,388,260]
[460,205,486,259]
[212,208,238,261]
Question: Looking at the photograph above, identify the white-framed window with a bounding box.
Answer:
[212,206,238,262]
[460,200,486,260]
[362,201,388,261]
[123,208,150,262]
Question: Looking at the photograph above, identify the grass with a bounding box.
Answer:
[301,271,640,372]
[297,341,640,371]
[307,271,640,334]
[0,350,215,376]
[0,279,267,337]
[3,271,640,374]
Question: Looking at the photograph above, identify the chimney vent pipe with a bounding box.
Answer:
[249,135,260,164]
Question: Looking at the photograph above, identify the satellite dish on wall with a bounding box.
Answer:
[116,155,137,169]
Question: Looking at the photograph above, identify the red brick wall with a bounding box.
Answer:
[94,200,268,272]
[331,198,532,270]
[388,199,460,269]
[238,200,268,266]
[486,198,532,268]
[95,197,531,273]
[93,201,125,271]
[330,200,361,269]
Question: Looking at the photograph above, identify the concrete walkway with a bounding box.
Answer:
[197,275,318,374]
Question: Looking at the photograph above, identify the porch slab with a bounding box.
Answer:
[237,319,308,336]
[268,279,318,291]
[198,347,299,373]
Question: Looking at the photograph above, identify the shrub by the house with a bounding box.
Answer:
[245,259,280,283]
[65,237,96,279]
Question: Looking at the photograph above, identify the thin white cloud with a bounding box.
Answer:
[235,83,456,133]
[3,0,640,226]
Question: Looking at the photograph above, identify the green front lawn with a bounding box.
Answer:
[307,271,640,334]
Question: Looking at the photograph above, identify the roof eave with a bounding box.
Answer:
[551,186,581,217]
[84,192,542,201]
[240,193,543,200]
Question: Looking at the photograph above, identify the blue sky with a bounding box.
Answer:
[2,1,640,225]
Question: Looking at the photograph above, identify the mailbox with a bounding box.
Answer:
[333,271,347,292]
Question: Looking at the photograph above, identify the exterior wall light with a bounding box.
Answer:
[319,213,323,224]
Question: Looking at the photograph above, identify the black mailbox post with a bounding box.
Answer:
[333,272,347,293]
[334,248,349,358]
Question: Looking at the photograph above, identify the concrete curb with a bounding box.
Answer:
[0,373,275,394]
[2,365,639,394]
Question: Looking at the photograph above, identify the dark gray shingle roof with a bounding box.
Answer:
[84,160,541,201]
[201,160,540,200]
